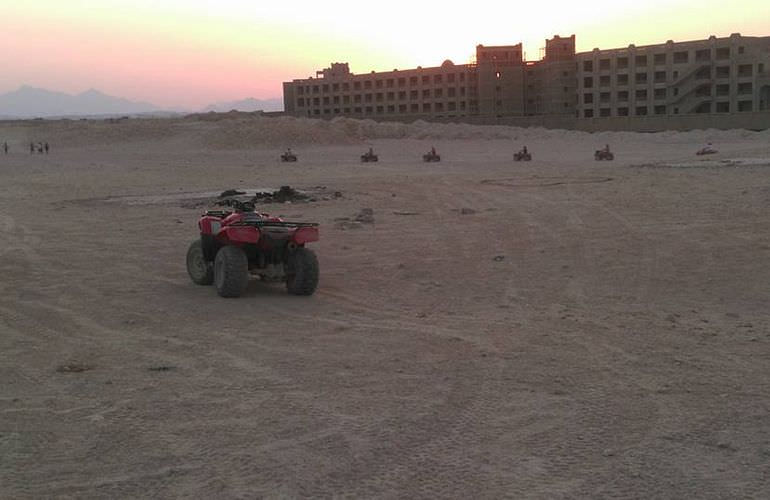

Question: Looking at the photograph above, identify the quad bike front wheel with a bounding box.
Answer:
[187,239,214,285]
[286,247,319,296]
[214,245,249,298]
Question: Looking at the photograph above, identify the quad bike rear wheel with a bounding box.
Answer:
[187,239,214,285]
[214,245,249,298]
[286,247,319,296]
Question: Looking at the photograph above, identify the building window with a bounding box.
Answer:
[342,83,349,91]
[738,46,745,54]
[738,100,752,112]
[297,98,305,107]
[354,95,361,103]
[354,82,361,90]
[343,96,350,104]
[354,107,362,113]
[375,80,383,88]
[423,103,431,112]
[409,76,418,85]
[618,90,629,102]
[398,91,406,100]
[696,67,711,80]
[410,90,418,99]
[459,73,465,82]
[297,86,304,95]
[673,51,688,64]
[583,60,593,72]
[435,102,444,112]
[410,103,419,112]
[422,75,430,84]
[600,108,611,117]
[376,93,383,102]
[386,92,395,101]
[654,53,666,65]
[584,109,594,118]
[716,102,730,113]
[313,97,320,105]
[584,77,593,88]
[584,93,594,104]
[333,108,340,114]
[376,105,383,113]
[313,85,319,93]
[716,47,730,59]
[447,73,455,83]
[716,66,730,78]
[600,75,610,87]
[695,49,710,62]
[636,72,647,84]
[323,97,330,105]
[738,82,753,95]
[365,94,372,102]
[716,84,730,96]
[322,84,329,92]
[654,71,666,83]
[423,89,431,98]
[365,106,373,114]
[618,107,629,116]
[617,74,629,86]
[386,79,394,88]
[333,96,339,104]
[364,81,372,89]
[599,59,610,70]
[738,64,753,77]
[332,83,339,91]
[313,109,320,115]
[617,56,628,69]
[600,92,610,103]
[448,87,456,97]
[635,55,647,67]
[434,75,443,84]
[387,105,395,113]
[636,89,648,100]
[635,106,648,115]
[399,104,407,112]
[654,88,666,100]
[448,102,456,111]
[654,105,666,115]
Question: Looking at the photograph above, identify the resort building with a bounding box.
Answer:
[282,33,770,130]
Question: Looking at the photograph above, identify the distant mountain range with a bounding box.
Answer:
[0,86,283,118]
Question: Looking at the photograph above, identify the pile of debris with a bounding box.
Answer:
[252,185,309,204]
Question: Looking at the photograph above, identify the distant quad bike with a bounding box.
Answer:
[594,149,614,161]
[514,149,532,161]
[696,147,718,156]
[186,199,319,298]
[361,150,379,162]
[281,150,297,162]
[423,150,441,162]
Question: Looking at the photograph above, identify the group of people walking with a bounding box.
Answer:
[30,141,50,154]
[1,141,51,154]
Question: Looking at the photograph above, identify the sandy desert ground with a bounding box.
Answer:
[1,114,769,498]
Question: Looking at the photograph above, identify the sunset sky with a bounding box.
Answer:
[1,0,768,109]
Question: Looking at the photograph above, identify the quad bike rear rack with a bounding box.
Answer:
[229,220,319,228]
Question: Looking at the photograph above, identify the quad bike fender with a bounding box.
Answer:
[199,215,223,235]
[292,226,319,245]
[217,225,260,244]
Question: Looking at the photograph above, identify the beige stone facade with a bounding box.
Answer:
[576,33,770,119]
[283,33,770,129]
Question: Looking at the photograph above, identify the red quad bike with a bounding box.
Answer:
[186,199,319,298]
